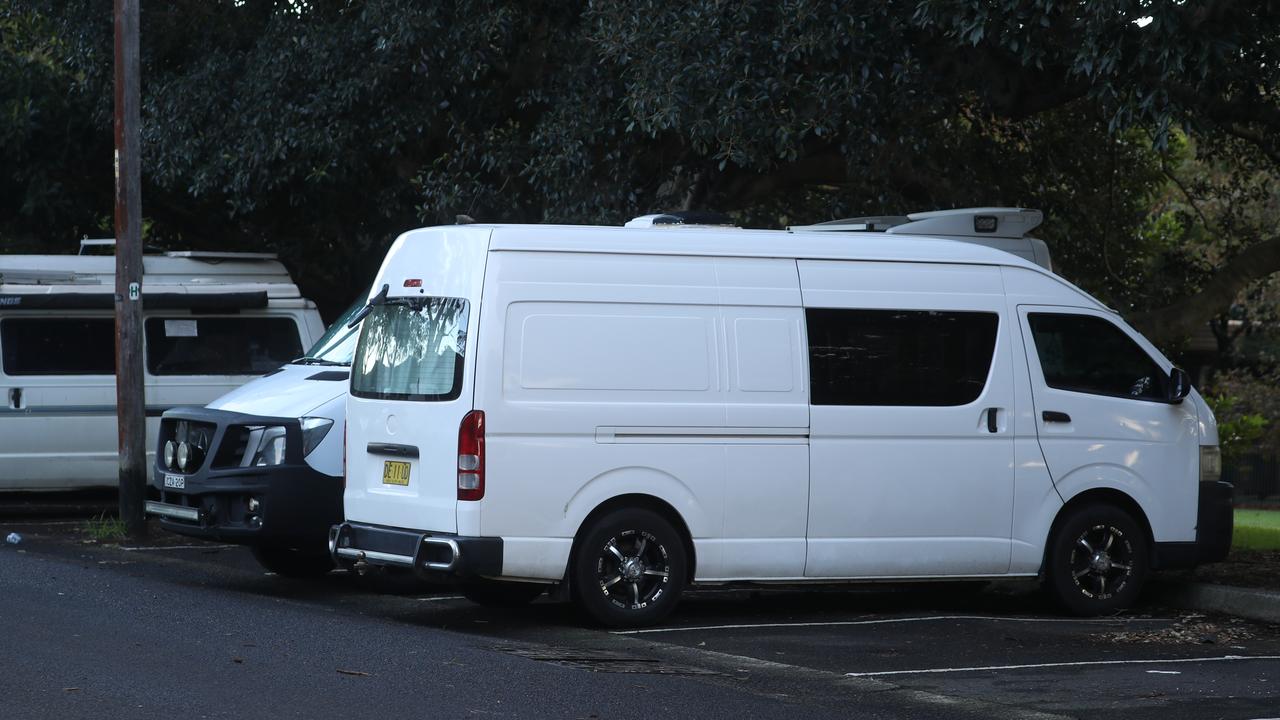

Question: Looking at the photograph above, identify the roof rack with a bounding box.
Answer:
[79,238,116,255]
[791,207,1042,240]
[163,251,279,261]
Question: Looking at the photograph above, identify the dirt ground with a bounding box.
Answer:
[1168,548,1280,591]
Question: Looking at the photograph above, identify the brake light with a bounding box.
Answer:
[457,410,485,501]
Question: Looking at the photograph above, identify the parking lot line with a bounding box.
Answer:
[844,654,1280,677]
[414,595,465,602]
[611,614,1169,635]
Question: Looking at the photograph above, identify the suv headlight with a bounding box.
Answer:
[247,426,288,467]
[300,417,334,457]
[1200,446,1222,483]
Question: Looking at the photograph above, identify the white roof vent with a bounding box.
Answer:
[790,207,1051,271]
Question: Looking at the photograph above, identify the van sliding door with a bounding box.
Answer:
[800,261,1016,578]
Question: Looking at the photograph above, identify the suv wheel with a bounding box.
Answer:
[570,508,687,628]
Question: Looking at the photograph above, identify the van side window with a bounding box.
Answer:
[145,317,302,375]
[806,309,998,406]
[0,318,116,375]
[1027,313,1166,401]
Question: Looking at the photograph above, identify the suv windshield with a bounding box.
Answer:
[351,297,469,401]
[295,294,367,366]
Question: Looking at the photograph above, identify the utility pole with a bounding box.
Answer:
[114,0,146,538]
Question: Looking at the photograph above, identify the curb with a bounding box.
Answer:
[1152,580,1280,624]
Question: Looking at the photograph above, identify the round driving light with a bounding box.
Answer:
[176,442,191,471]
[163,440,176,469]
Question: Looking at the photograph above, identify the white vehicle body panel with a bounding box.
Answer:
[342,223,1215,585]
[0,254,323,490]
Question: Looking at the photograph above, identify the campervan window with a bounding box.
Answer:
[145,317,302,375]
[0,318,116,375]
[1028,313,1167,401]
[351,297,469,401]
[806,308,998,406]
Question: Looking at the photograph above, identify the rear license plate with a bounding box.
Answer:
[163,473,185,489]
[382,460,410,486]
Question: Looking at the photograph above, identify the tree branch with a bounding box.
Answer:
[1129,235,1280,344]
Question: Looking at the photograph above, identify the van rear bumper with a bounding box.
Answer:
[1152,481,1234,570]
[329,521,502,579]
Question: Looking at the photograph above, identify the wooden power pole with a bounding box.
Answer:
[114,0,146,538]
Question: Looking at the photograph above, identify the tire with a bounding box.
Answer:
[461,579,547,607]
[570,507,688,628]
[1045,503,1148,616]
[251,546,335,578]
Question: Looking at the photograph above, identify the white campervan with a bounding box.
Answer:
[331,209,1232,627]
[0,245,325,490]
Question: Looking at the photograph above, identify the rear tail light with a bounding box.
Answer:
[457,410,485,501]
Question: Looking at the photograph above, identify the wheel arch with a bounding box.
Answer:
[1041,487,1154,577]
[569,493,697,583]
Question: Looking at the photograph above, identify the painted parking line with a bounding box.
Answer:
[844,654,1280,678]
[612,614,1169,635]
[119,544,238,552]
[414,595,465,602]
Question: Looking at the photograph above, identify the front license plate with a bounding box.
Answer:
[163,473,185,489]
[382,460,410,486]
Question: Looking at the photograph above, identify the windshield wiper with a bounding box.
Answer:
[347,283,390,328]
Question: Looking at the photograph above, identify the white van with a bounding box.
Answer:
[331,211,1232,627]
[0,247,324,490]
[144,297,362,576]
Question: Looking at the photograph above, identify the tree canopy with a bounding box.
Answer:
[3,0,1278,347]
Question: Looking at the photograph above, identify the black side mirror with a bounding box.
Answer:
[1167,367,1191,404]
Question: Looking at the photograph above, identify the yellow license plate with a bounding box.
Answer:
[382,460,411,486]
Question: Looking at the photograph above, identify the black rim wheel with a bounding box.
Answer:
[1067,522,1135,601]
[594,528,672,611]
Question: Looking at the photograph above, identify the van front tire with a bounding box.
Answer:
[1046,503,1148,616]
[571,508,687,628]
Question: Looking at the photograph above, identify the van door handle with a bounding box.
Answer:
[366,442,419,459]
[986,407,999,433]
[1042,411,1071,424]
[7,388,21,410]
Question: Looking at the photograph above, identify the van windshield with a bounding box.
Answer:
[351,297,469,401]
[296,294,368,366]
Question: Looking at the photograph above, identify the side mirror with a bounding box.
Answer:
[1167,367,1191,404]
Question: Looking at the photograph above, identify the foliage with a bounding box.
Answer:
[84,512,127,543]
[1205,394,1269,465]
[3,1,1279,328]
[1233,509,1280,551]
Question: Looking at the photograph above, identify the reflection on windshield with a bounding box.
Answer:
[351,297,469,401]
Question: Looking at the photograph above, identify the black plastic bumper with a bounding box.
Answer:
[329,521,503,580]
[1152,481,1234,569]
[147,407,342,550]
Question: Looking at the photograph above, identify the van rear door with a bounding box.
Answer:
[344,228,490,534]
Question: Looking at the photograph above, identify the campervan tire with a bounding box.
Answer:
[1046,503,1148,616]
[251,546,335,578]
[571,508,687,628]
[461,579,547,607]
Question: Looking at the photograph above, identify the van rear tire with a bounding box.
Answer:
[251,546,335,578]
[570,508,687,628]
[1045,503,1148,616]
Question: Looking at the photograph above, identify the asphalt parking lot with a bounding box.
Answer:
[4,515,1280,720]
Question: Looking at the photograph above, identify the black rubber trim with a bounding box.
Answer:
[0,291,268,311]
[1195,480,1234,564]
[366,442,419,459]
[331,522,503,579]
[306,371,349,381]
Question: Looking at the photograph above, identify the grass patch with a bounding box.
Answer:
[1233,509,1280,551]
[84,512,127,543]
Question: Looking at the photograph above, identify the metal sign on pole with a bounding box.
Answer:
[114,0,146,537]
